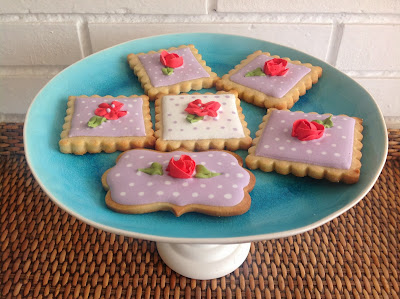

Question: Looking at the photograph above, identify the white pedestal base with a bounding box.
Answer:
[156,242,251,280]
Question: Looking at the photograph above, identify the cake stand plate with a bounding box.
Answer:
[24,33,387,279]
[157,242,251,279]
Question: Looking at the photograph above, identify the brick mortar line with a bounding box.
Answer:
[1,12,400,24]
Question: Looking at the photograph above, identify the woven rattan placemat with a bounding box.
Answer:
[1,123,399,298]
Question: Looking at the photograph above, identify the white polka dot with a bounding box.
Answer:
[115,173,121,177]
[200,184,206,188]
[264,145,270,149]
[147,182,153,186]
[200,162,206,165]
[291,147,296,151]
[283,128,288,133]
[281,120,286,123]
[337,126,342,129]
[157,155,162,158]
[182,182,189,187]
[225,173,230,177]
[208,194,214,199]
[129,119,134,123]
[301,141,307,144]
[218,185,223,189]
[112,128,116,131]
[237,173,244,178]
[120,192,126,196]
[221,153,226,157]
[224,194,232,199]
[321,151,327,155]
[208,154,213,157]
[138,192,144,196]
[332,144,337,147]
[136,172,142,176]
[279,146,285,150]
[192,154,198,157]
[342,117,348,120]
[275,137,280,141]
[286,140,291,143]
[306,150,312,154]
[126,163,133,167]
[139,156,144,159]
[192,192,199,197]
[341,136,347,139]
[316,142,321,145]
[217,162,222,165]
[157,191,164,196]
[230,162,236,166]
[325,133,331,137]
[334,153,341,157]
[164,181,171,185]
[124,155,130,159]
[173,192,180,197]
[269,127,274,130]
[129,183,135,187]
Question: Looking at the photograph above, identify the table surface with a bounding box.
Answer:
[1,123,399,298]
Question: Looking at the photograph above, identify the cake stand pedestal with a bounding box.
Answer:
[156,242,251,279]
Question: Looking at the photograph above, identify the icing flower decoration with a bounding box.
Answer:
[166,155,196,179]
[95,101,127,120]
[185,99,221,117]
[264,58,289,76]
[291,119,325,141]
[160,51,183,75]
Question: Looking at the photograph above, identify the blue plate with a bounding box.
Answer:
[24,33,387,244]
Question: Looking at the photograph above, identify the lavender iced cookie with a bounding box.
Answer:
[59,95,155,155]
[102,149,256,216]
[127,45,218,100]
[246,109,363,184]
[216,50,322,109]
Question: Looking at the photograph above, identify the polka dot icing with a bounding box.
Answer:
[162,94,245,141]
[69,96,146,138]
[106,150,250,207]
[255,110,356,169]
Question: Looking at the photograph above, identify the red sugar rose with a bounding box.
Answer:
[95,101,127,120]
[264,58,289,76]
[160,50,183,68]
[291,119,325,141]
[184,99,221,117]
[166,155,196,179]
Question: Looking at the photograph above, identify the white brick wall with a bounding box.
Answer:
[0,0,399,128]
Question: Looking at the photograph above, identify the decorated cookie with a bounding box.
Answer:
[127,45,218,100]
[59,95,155,155]
[246,109,363,183]
[102,149,256,216]
[154,91,252,151]
[216,50,322,109]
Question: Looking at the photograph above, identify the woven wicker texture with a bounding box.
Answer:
[1,123,399,298]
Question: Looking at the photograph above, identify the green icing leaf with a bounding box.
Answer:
[88,116,107,128]
[138,162,163,175]
[245,67,266,77]
[194,165,221,179]
[312,115,334,128]
[162,67,174,75]
[186,114,204,123]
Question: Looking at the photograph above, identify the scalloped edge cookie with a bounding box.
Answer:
[154,90,253,152]
[59,95,155,155]
[101,149,256,217]
[216,50,323,109]
[127,44,219,100]
[245,109,363,184]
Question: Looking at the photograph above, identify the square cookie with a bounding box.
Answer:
[216,50,322,109]
[102,149,256,216]
[245,109,363,183]
[154,91,252,151]
[59,95,155,155]
[127,45,218,100]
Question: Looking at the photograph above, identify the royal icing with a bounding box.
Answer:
[255,110,356,169]
[69,97,146,138]
[107,150,250,207]
[138,47,210,88]
[162,94,245,141]
[230,55,311,98]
